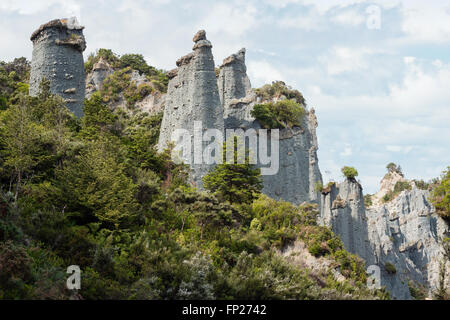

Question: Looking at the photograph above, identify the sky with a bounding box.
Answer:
[1,0,449,193]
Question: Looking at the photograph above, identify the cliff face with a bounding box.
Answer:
[29,18,86,117]
[320,177,450,299]
[260,112,322,204]
[157,30,224,188]
[217,48,255,129]
[319,180,371,260]
[217,49,322,204]
[86,57,112,98]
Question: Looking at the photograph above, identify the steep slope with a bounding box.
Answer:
[320,176,450,299]
[29,17,86,117]
[217,50,322,204]
[157,30,224,188]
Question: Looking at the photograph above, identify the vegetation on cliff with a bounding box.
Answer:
[255,81,305,105]
[251,99,305,129]
[341,166,358,180]
[430,167,450,221]
[0,58,389,299]
[85,49,169,105]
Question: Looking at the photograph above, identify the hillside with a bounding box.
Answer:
[0,19,448,300]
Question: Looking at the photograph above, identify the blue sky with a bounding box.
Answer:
[1,0,449,193]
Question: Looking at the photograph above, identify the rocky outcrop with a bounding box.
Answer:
[85,62,166,115]
[319,180,371,260]
[320,177,450,299]
[371,171,407,206]
[29,17,86,117]
[86,57,113,98]
[217,48,256,129]
[157,30,224,188]
[260,111,322,204]
[217,49,322,204]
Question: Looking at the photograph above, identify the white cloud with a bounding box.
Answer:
[331,9,365,26]
[0,0,81,17]
[401,3,450,44]
[340,144,353,157]
[247,60,285,87]
[277,11,325,31]
[386,145,413,153]
[318,46,373,75]
[197,2,259,37]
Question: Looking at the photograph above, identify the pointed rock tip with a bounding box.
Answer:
[193,30,206,42]
[220,48,246,67]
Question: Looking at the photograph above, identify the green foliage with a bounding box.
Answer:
[203,162,262,205]
[430,167,450,221]
[384,262,397,274]
[84,49,169,99]
[314,181,323,193]
[255,81,306,105]
[0,55,390,301]
[84,48,120,73]
[203,141,263,205]
[386,162,403,176]
[251,99,305,129]
[408,281,428,300]
[382,181,412,203]
[364,194,373,207]
[119,54,153,76]
[341,166,358,180]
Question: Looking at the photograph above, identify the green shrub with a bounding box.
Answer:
[430,167,450,221]
[386,162,403,176]
[255,81,305,105]
[408,281,427,300]
[251,99,305,129]
[385,262,397,274]
[314,181,323,193]
[341,166,358,180]
[364,194,373,207]
[382,181,411,203]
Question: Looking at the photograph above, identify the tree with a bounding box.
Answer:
[56,134,139,228]
[386,162,403,176]
[341,166,358,180]
[203,141,263,204]
[0,94,41,201]
[430,167,450,221]
[251,99,305,129]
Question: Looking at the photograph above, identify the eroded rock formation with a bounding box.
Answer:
[29,17,86,117]
[86,57,113,97]
[320,177,450,299]
[217,48,322,204]
[157,30,224,188]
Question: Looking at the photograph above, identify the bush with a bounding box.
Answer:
[341,166,358,180]
[314,181,323,193]
[382,181,411,203]
[386,162,403,176]
[364,194,373,207]
[251,99,305,129]
[255,81,305,105]
[385,262,397,274]
[430,167,450,221]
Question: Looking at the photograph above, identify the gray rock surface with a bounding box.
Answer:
[320,178,450,299]
[29,17,86,117]
[217,48,256,129]
[86,57,113,98]
[217,49,322,204]
[157,31,224,188]
[260,112,322,204]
